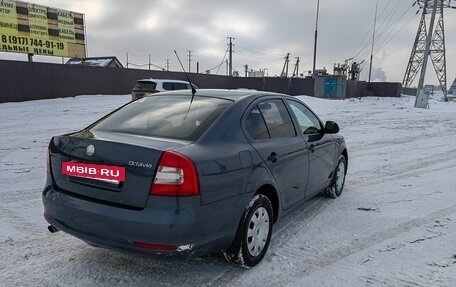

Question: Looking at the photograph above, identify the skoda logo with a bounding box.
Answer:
[86,145,95,157]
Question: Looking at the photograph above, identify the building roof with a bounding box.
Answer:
[66,56,123,68]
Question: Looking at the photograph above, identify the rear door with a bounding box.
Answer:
[286,100,336,194]
[244,98,309,210]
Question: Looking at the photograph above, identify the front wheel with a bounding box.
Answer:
[324,155,347,198]
[223,194,273,268]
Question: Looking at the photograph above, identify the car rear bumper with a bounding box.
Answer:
[42,185,245,257]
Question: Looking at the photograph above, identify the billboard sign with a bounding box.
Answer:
[0,0,86,58]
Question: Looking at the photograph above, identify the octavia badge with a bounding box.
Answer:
[86,145,95,157]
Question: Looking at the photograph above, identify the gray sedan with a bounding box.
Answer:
[42,89,348,267]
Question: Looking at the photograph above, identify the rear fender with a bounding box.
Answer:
[243,165,279,196]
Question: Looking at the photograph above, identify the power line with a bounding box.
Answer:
[193,39,227,53]
[127,53,150,58]
[234,49,284,62]
[354,1,416,66]
[351,0,415,62]
[375,6,417,56]
[193,49,226,61]
[235,43,284,59]
[350,0,396,59]
[235,38,285,57]
[126,52,166,70]
[205,48,228,74]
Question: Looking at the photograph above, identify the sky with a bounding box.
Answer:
[1,0,455,86]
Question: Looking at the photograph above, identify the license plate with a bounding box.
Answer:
[62,162,126,181]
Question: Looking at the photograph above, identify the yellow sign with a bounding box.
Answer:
[28,3,48,39]
[0,0,86,58]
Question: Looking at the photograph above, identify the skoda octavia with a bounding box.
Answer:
[42,89,348,267]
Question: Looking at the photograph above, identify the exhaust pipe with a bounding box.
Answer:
[48,225,60,233]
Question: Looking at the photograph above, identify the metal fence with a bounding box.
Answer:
[0,60,401,103]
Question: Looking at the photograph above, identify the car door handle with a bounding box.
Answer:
[267,152,278,163]
[309,144,315,153]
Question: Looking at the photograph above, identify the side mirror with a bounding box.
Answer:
[325,121,339,134]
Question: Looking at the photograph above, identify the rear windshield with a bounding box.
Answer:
[134,81,157,90]
[91,95,232,141]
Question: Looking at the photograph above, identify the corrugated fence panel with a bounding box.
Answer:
[0,60,401,103]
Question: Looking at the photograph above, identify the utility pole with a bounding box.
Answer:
[197,62,199,73]
[165,59,170,71]
[126,53,128,68]
[312,0,320,75]
[187,50,192,73]
[244,64,248,77]
[148,54,151,70]
[416,0,439,108]
[227,37,234,76]
[368,0,379,83]
[293,57,300,77]
[281,53,290,78]
[226,59,229,76]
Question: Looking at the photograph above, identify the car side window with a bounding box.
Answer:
[287,100,322,135]
[173,83,189,90]
[162,82,173,90]
[258,99,296,138]
[245,106,270,140]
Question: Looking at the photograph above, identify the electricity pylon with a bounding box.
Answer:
[403,0,453,103]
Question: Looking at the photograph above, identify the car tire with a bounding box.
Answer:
[324,155,347,198]
[223,194,273,268]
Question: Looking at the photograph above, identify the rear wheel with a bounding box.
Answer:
[223,194,273,268]
[324,155,347,198]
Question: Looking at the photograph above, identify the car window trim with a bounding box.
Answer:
[285,99,324,136]
[242,97,298,142]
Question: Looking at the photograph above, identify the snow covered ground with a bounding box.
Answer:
[0,94,455,286]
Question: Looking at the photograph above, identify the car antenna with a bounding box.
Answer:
[174,50,197,119]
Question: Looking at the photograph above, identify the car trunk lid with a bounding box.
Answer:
[49,130,190,209]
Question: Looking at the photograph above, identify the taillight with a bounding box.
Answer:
[150,151,200,197]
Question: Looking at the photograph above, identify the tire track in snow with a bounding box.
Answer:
[350,131,454,155]
[0,144,22,162]
[0,197,44,239]
[233,205,456,287]
[348,149,456,188]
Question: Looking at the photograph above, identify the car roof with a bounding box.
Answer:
[155,89,288,102]
[137,78,191,84]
